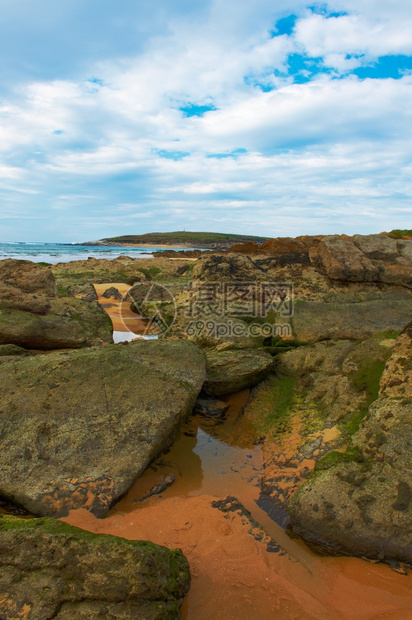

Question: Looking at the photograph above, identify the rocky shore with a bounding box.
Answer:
[0,231,411,618]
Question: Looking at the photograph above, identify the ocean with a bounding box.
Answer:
[0,242,168,264]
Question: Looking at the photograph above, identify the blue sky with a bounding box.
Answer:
[0,0,411,242]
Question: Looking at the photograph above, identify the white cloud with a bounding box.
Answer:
[0,0,412,241]
[294,11,412,71]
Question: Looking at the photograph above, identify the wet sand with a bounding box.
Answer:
[60,292,412,619]
[93,282,158,336]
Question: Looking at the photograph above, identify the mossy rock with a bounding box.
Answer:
[0,340,206,517]
[0,515,190,619]
[0,296,113,350]
[203,349,274,396]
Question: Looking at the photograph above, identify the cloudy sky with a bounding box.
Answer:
[0,0,411,242]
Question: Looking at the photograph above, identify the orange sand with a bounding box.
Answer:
[93,282,157,335]
[62,495,412,620]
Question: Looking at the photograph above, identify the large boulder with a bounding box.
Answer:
[192,253,263,282]
[0,259,55,315]
[292,298,412,342]
[0,259,113,349]
[0,258,56,296]
[203,348,273,395]
[0,282,51,314]
[288,324,412,562]
[0,515,190,619]
[0,297,113,349]
[0,340,206,517]
[242,336,394,514]
[228,235,323,257]
[309,234,412,288]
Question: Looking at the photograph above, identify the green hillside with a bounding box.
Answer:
[87,231,269,248]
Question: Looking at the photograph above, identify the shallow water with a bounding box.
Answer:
[0,241,161,263]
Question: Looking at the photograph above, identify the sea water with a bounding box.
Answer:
[0,242,169,264]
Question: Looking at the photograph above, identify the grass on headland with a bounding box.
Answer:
[385,229,412,239]
[96,231,269,247]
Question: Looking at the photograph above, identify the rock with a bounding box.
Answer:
[0,340,206,517]
[0,259,113,349]
[288,325,412,563]
[259,235,324,255]
[211,496,289,556]
[242,336,394,511]
[128,283,175,304]
[193,396,230,419]
[0,344,33,366]
[227,241,261,254]
[67,282,98,302]
[0,515,190,619]
[192,253,264,282]
[0,259,55,315]
[0,344,33,357]
[176,264,191,276]
[228,236,323,257]
[353,234,399,261]
[0,296,113,350]
[292,299,412,342]
[203,349,273,396]
[102,286,123,300]
[309,235,412,288]
[134,473,177,503]
[0,259,55,296]
[0,282,51,314]
[183,314,261,348]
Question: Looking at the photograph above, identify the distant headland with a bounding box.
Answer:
[81,231,270,249]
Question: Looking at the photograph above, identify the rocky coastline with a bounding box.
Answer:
[0,232,411,618]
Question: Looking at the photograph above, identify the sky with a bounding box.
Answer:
[0,0,411,242]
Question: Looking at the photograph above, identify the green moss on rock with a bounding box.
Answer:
[0,515,190,619]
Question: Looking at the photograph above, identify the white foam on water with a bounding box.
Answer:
[113,331,158,343]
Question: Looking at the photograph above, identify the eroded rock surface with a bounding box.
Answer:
[310,234,412,288]
[0,259,112,349]
[203,348,274,396]
[243,336,395,511]
[0,515,190,619]
[0,340,206,517]
[288,324,412,562]
[292,298,412,342]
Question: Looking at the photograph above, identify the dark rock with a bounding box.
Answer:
[0,515,190,619]
[176,264,190,276]
[102,286,123,300]
[67,282,98,302]
[134,474,177,503]
[0,344,33,357]
[192,254,265,282]
[0,340,206,517]
[211,496,288,555]
[193,397,229,419]
[204,349,274,396]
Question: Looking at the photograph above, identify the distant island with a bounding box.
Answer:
[82,231,270,249]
